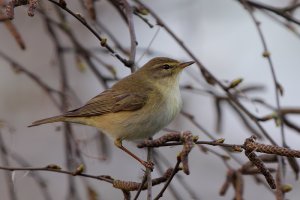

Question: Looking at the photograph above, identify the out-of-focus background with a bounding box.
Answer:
[1,0,300,199]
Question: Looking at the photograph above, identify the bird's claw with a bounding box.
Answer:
[142,161,154,171]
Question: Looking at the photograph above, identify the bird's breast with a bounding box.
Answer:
[133,85,182,137]
[91,85,182,141]
[159,86,182,122]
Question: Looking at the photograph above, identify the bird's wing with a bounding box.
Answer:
[64,89,148,117]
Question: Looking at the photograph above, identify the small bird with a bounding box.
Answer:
[29,57,194,169]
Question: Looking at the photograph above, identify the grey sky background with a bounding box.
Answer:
[1,0,300,199]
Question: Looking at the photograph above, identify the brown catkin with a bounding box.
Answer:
[245,149,276,189]
[219,169,234,196]
[28,0,38,17]
[233,171,244,200]
[255,143,300,157]
[180,131,194,175]
[137,132,181,148]
[113,167,173,191]
[244,136,300,158]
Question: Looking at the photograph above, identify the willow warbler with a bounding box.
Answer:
[29,57,194,169]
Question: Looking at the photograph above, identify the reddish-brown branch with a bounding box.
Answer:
[239,0,300,26]
[153,159,181,200]
[47,0,131,68]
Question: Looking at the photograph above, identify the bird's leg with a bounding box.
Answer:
[114,138,154,171]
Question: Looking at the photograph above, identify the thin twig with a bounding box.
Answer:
[47,0,130,67]
[9,150,53,200]
[146,138,153,200]
[239,0,300,26]
[0,165,114,183]
[120,0,137,72]
[153,159,181,200]
[0,50,61,108]
[0,130,17,200]
[133,173,148,200]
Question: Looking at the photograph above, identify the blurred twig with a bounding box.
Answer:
[0,130,17,200]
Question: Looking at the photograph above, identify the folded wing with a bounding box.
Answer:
[64,89,148,117]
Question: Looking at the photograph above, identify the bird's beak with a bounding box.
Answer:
[178,61,195,69]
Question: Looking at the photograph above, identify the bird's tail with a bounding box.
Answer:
[28,115,65,127]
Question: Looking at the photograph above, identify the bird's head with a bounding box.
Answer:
[138,57,194,86]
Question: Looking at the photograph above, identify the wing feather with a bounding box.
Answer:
[64,89,148,117]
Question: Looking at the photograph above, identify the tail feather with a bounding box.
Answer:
[28,115,65,127]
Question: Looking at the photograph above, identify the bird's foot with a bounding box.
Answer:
[142,160,154,171]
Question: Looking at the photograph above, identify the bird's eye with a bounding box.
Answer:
[162,64,172,70]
